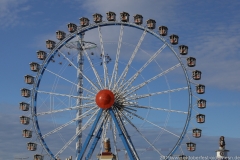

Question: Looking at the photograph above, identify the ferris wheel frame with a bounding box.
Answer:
[30,21,194,160]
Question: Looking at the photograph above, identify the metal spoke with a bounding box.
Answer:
[45,68,95,95]
[124,63,181,96]
[125,87,188,101]
[109,24,124,90]
[36,102,96,116]
[114,29,147,91]
[119,44,167,92]
[41,107,97,138]
[110,118,119,160]
[37,90,94,100]
[129,105,188,114]
[98,26,109,88]
[77,36,104,89]
[55,108,99,157]
[58,49,100,92]
[123,109,180,138]
[117,110,163,156]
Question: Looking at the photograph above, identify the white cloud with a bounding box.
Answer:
[0,0,30,28]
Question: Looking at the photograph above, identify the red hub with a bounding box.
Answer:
[95,89,115,109]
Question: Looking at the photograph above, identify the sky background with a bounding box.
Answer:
[0,0,240,159]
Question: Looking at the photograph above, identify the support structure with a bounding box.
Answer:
[76,32,85,156]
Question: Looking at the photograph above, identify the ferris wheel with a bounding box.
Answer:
[20,11,206,160]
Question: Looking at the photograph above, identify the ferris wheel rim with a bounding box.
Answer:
[30,21,193,159]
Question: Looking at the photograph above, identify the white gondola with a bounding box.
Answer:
[196,114,205,123]
[34,154,44,160]
[106,11,116,21]
[19,102,30,111]
[46,40,56,50]
[196,84,205,94]
[37,50,47,60]
[179,155,188,160]
[93,13,103,23]
[67,23,77,33]
[133,14,143,25]
[187,57,196,67]
[24,75,34,84]
[21,88,31,97]
[30,62,40,72]
[192,70,201,80]
[27,142,37,151]
[192,128,202,138]
[79,17,89,27]
[186,142,196,151]
[170,34,179,45]
[56,30,66,40]
[159,26,168,36]
[146,19,156,29]
[197,99,206,109]
[179,45,188,55]
[120,12,130,22]
[22,129,32,138]
[20,116,30,125]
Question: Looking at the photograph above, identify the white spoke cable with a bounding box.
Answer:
[123,109,180,138]
[37,90,94,100]
[78,36,104,89]
[109,24,124,89]
[129,105,188,114]
[41,107,97,138]
[118,110,163,156]
[124,63,181,97]
[98,26,109,88]
[119,44,167,92]
[55,108,100,157]
[125,87,188,101]
[45,68,95,95]
[36,102,96,116]
[114,29,147,91]
[58,49,100,92]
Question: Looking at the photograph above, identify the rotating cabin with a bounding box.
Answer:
[24,75,34,84]
[179,45,188,55]
[197,99,206,109]
[19,102,30,111]
[20,116,30,125]
[133,14,143,25]
[159,26,168,36]
[30,62,40,72]
[27,142,37,151]
[34,154,44,160]
[46,40,56,50]
[37,50,47,60]
[192,128,202,138]
[56,30,66,40]
[106,11,116,21]
[196,84,205,94]
[67,23,77,33]
[179,155,188,160]
[93,13,103,23]
[187,57,196,67]
[192,70,201,80]
[146,19,156,29]
[22,129,32,138]
[170,34,179,45]
[196,114,205,123]
[80,17,89,27]
[21,88,31,97]
[186,142,196,151]
[120,12,130,22]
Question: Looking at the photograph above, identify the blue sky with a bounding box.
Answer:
[0,0,240,159]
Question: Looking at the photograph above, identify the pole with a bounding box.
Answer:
[76,32,84,156]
